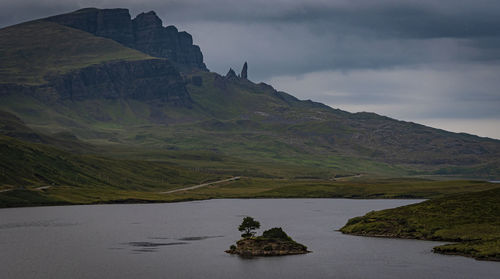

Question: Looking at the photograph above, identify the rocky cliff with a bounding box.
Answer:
[1,59,191,105]
[45,8,207,70]
[46,59,191,104]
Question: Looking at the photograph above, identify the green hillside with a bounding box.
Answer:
[0,134,221,207]
[0,110,94,152]
[1,70,499,179]
[340,187,500,261]
[0,20,152,85]
[0,9,499,211]
[0,13,498,179]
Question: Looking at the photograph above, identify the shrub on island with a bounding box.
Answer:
[226,217,310,257]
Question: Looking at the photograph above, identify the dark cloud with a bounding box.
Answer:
[3,0,500,39]
[0,1,76,27]
[160,0,500,39]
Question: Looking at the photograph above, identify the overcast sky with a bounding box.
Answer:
[1,0,499,139]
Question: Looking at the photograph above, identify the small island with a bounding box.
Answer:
[226,217,311,257]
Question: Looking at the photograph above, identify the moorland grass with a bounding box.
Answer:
[340,187,500,261]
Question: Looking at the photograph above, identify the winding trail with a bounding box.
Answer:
[0,186,52,193]
[160,177,240,194]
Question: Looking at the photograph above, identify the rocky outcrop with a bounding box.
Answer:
[45,8,207,70]
[132,12,205,70]
[226,227,310,257]
[240,62,248,79]
[44,8,134,45]
[223,62,248,80]
[225,68,238,79]
[226,237,310,257]
[44,59,191,105]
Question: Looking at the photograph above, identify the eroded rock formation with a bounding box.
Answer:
[45,8,207,70]
[46,59,191,105]
[241,62,248,79]
[225,68,238,79]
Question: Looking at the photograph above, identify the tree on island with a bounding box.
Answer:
[227,219,310,256]
[238,216,260,238]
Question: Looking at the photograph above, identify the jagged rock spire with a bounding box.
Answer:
[241,62,248,79]
[225,68,237,79]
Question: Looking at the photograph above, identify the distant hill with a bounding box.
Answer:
[0,131,218,207]
[0,110,92,152]
[0,8,499,180]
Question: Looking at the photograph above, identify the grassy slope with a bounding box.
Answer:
[2,133,497,207]
[340,187,500,261]
[0,94,406,179]
[0,53,498,179]
[1,113,496,206]
[156,176,499,200]
[0,110,94,152]
[0,16,498,180]
[0,134,221,207]
[0,20,152,85]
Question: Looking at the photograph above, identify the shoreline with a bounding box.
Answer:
[342,231,500,262]
[0,195,427,209]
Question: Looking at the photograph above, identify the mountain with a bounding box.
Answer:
[0,8,499,182]
[45,8,207,71]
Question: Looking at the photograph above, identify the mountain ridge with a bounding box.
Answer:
[0,8,499,179]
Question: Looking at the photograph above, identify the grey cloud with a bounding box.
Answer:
[0,1,76,27]
[189,21,491,80]
[267,64,500,120]
[1,0,499,80]
[136,0,500,39]
[3,1,500,39]
[2,1,500,73]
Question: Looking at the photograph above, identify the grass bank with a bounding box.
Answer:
[340,187,500,261]
[2,176,498,208]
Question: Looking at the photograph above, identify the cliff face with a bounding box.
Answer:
[45,8,207,70]
[46,59,191,105]
[132,12,205,69]
[1,59,191,105]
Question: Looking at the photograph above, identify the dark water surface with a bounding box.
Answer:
[0,199,498,279]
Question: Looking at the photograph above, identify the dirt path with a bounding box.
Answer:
[334,174,363,181]
[0,185,52,193]
[160,177,240,194]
